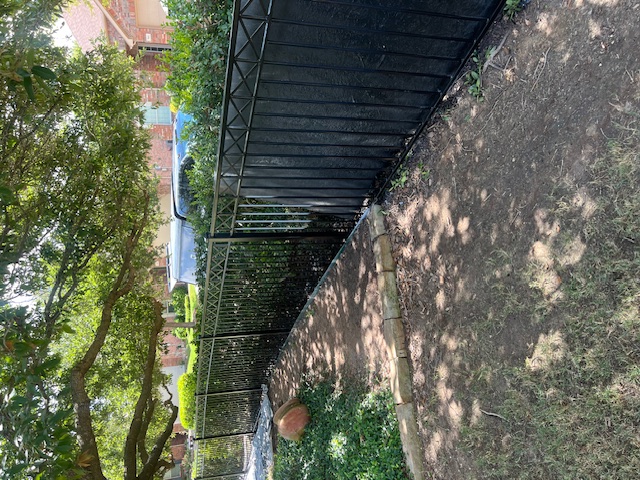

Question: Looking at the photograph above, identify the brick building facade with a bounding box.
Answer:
[64,0,174,252]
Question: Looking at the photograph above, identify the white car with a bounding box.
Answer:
[167,111,197,290]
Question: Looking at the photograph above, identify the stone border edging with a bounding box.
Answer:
[368,204,425,480]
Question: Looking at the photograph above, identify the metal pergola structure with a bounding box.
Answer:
[193,0,503,477]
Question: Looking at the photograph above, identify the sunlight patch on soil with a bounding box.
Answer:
[435,290,447,311]
[571,187,598,219]
[422,188,455,254]
[525,331,567,372]
[586,0,620,5]
[535,12,558,36]
[558,236,587,267]
[533,208,560,237]
[456,216,472,245]
[529,241,564,302]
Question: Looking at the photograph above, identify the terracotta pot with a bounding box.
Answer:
[274,398,310,441]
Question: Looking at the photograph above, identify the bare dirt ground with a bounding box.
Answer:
[270,0,640,477]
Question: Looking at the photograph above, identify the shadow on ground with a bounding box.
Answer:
[269,1,640,478]
[269,227,389,410]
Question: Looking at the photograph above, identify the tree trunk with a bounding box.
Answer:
[70,210,145,479]
[71,294,125,480]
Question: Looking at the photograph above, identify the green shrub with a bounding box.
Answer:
[177,372,197,430]
[173,327,188,341]
[163,0,234,283]
[188,284,198,317]
[184,294,191,321]
[171,285,188,322]
[273,381,409,480]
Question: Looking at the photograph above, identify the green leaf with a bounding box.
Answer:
[35,75,54,96]
[31,65,56,80]
[54,443,74,453]
[59,324,76,335]
[470,71,479,80]
[49,409,71,426]
[23,76,35,101]
[26,48,36,68]
[16,68,30,78]
[0,185,15,205]
[9,395,29,410]
[13,341,32,355]
[34,357,61,375]
[7,463,28,475]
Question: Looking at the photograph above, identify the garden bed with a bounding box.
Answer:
[272,380,408,479]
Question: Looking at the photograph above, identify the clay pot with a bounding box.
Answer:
[274,398,310,441]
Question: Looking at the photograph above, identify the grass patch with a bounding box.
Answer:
[175,285,199,374]
[462,106,640,477]
[272,380,409,480]
[185,327,197,375]
[188,284,198,319]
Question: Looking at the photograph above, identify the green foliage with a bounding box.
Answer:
[171,285,188,322]
[273,381,409,480]
[185,327,198,374]
[417,161,431,180]
[0,2,173,477]
[188,283,198,318]
[178,372,197,430]
[184,293,191,320]
[163,0,234,279]
[173,326,189,340]
[0,0,66,101]
[38,268,172,480]
[2,42,157,313]
[0,305,80,479]
[504,0,524,20]
[464,48,494,101]
[390,165,409,191]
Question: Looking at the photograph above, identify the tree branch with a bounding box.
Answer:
[124,300,164,480]
[137,397,156,465]
[138,400,178,480]
[70,194,151,480]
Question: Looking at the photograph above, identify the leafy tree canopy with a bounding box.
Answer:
[1,2,179,479]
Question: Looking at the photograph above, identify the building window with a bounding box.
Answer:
[143,104,172,125]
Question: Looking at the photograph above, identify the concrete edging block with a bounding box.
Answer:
[396,403,425,480]
[390,356,413,405]
[369,204,387,240]
[368,203,424,480]
[376,270,402,320]
[384,317,407,359]
[372,234,396,273]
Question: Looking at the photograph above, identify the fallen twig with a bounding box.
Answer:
[475,90,505,136]
[531,46,551,91]
[483,33,510,74]
[480,409,507,421]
